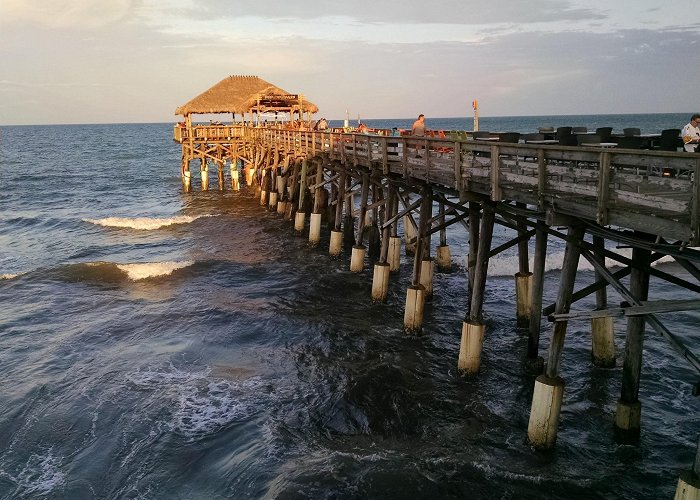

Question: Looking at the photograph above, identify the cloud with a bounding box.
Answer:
[0,0,132,29]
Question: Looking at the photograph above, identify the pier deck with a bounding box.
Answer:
[174,122,700,493]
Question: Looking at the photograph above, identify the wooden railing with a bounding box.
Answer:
[174,124,247,142]
[173,125,699,244]
[252,129,700,245]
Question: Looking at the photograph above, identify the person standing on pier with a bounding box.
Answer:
[682,113,700,152]
[412,114,426,157]
[412,114,426,136]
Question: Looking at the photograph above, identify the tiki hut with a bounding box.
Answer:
[175,75,318,123]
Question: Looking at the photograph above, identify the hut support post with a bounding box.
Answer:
[181,155,191,193]
[329,169,346,257]
[458,202,495,374]
[527,225,585,448]
[231,156,240,191]
[436,202,452,272]
[350,172,370,272]
[217,158,225,191]
[515,203,532,328]
[615,243,651,443]
[200,157,209,191]
[591,235,616,367]
[403,189,431,333]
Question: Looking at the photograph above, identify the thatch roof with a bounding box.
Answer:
[175,75,318,116]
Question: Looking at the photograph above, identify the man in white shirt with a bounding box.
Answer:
[682,114,700,152]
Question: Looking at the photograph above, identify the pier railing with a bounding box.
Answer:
[251,128,699,245]
[174,125,699,245]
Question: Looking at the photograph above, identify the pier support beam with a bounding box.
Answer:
[260,168,270,206]
[467,202,481,293]
[615,243,651,443]
[436,202,452,272]
[182,158,191,193]
[458,202,495,374]
[527,223,547,371]
[294,159,308,233]
[515,272,533,329]
[371,263,391,302]
[404,213,418,256]
[515,203,531,328]
[200,159,209,191]
[217,159,225,191]
[591,235,616,367]
[675,436,700,500]
[527,225,584,448]
[350,172,370,273]
[231,159,240,191]
[309,213,322,247]
[404,189,432,333]
[245,163,254,186]
[329,231,343,257]
[387,188,401,271]
[309,160,326,247]
[388,237,401,271]
[372,187,396,302]
[330,169,346,257]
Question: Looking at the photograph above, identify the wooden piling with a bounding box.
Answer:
[528,225,584,448]
[350,172,370,272]
[591,235,616,367]
[615,243,651,442]
[404,189,431,333]
[458,202,495,374]
[675,435,700,499]
[527,223,547,370]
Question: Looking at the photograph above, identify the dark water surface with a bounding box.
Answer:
[0,119,698,499]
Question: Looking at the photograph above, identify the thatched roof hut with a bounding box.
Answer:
[175,75,318,117]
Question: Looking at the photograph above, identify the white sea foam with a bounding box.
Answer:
[127,364,269,439]
[85,214,213,230]
[116,261,194,280]
[1,273,23,280]
[7,449,66,497]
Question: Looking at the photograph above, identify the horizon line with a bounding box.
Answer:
[0,111,691,127]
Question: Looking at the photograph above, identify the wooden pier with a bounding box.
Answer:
[173,77,700,497]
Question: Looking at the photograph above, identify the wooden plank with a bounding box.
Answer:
[551,299,700,321]
[596,151,611,225]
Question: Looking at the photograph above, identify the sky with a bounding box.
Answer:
[1,0,699,125]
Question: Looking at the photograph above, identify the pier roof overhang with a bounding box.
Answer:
[174,75,318,117]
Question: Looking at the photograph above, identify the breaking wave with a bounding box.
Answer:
[85,214,214,230]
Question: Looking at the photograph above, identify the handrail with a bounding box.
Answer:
[175,126,700,244]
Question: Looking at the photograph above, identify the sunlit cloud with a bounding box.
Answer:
[0,0,133,29]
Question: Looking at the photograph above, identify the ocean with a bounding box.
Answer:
[1,115,698,499]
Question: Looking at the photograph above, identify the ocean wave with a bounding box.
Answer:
[84,214,214,230]
[1,272,25,280]
[115,261,195,281]
[52,260,195,283]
